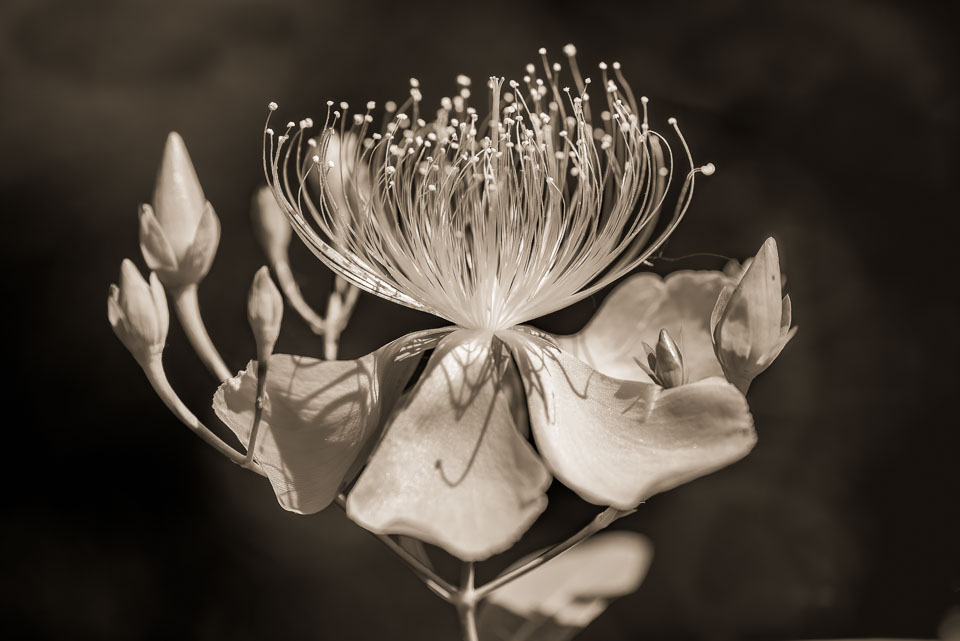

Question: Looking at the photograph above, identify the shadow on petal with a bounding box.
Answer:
[502,330,756,510]
[555,270,732,382]
[346,330,551,561]
[212,327,451,514]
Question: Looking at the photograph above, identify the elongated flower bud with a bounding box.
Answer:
[140,132,221,288]
[107,259,169,367]
[247,266,283,362]
[153,132,205,255]
[712,237,796,393]
[654,329,684,388]
[251,186,292,268]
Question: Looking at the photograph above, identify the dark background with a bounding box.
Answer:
[2,0,958,639]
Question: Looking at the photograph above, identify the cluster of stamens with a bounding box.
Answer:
[264,45,714,330]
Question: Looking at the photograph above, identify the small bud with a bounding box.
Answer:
[141,133,221,288]
[654,329,684,388]
[251,187,292,266]
[712,237,797,393]
[634,330,684,388]
[247,266,283,363]
[107,259,169,367]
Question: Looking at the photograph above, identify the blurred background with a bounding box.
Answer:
[2,0,958,639]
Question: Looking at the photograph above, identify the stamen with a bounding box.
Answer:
[263,49,706,330]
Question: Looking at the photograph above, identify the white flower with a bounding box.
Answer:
[214,50,763,561]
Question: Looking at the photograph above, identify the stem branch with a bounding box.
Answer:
[474,506,630,600]
[142,355,264,476]
[273,260,326,334]
[457,563,479,641]
[333,495,455,601]
[171,284,232,382]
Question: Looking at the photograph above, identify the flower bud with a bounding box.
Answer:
[654,329,684,388]
[712,237,796,393]
[107,259,169,366]
[247,266,283,362]
[139,132,221,288]
[634,329,684,388]
[153,132,205,254]
[251,186,292,267]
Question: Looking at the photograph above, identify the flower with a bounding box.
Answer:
[711,237,796,393]
[139,132,221,288]
[215,49,763,561]
[107,259,169,367]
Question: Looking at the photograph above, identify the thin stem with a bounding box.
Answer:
[323,290,342,360]
[273,260,326,334]
[336,278,361,330]
[473,506,630,600]
[457,563,479,641]
[323,278,360,360]
[243,360,269,465]
[171,284,232,382]
[142,355,265,476]
[333,495,455,601]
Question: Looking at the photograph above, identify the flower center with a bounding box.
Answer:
[264,46,713,331]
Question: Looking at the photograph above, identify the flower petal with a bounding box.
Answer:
[503,330,756,510]
[347,330,551,561]
[212,328,449,514]
[556,270,732,382]
[478,531,652,636]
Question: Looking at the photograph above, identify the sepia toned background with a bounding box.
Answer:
[2,0,957,638]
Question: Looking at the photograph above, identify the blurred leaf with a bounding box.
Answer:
[478,531,652,641]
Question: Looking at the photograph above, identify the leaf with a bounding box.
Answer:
[478,531,653,641]
[212,328,447,514]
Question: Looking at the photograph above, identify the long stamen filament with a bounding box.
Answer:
[263,47,711,331]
